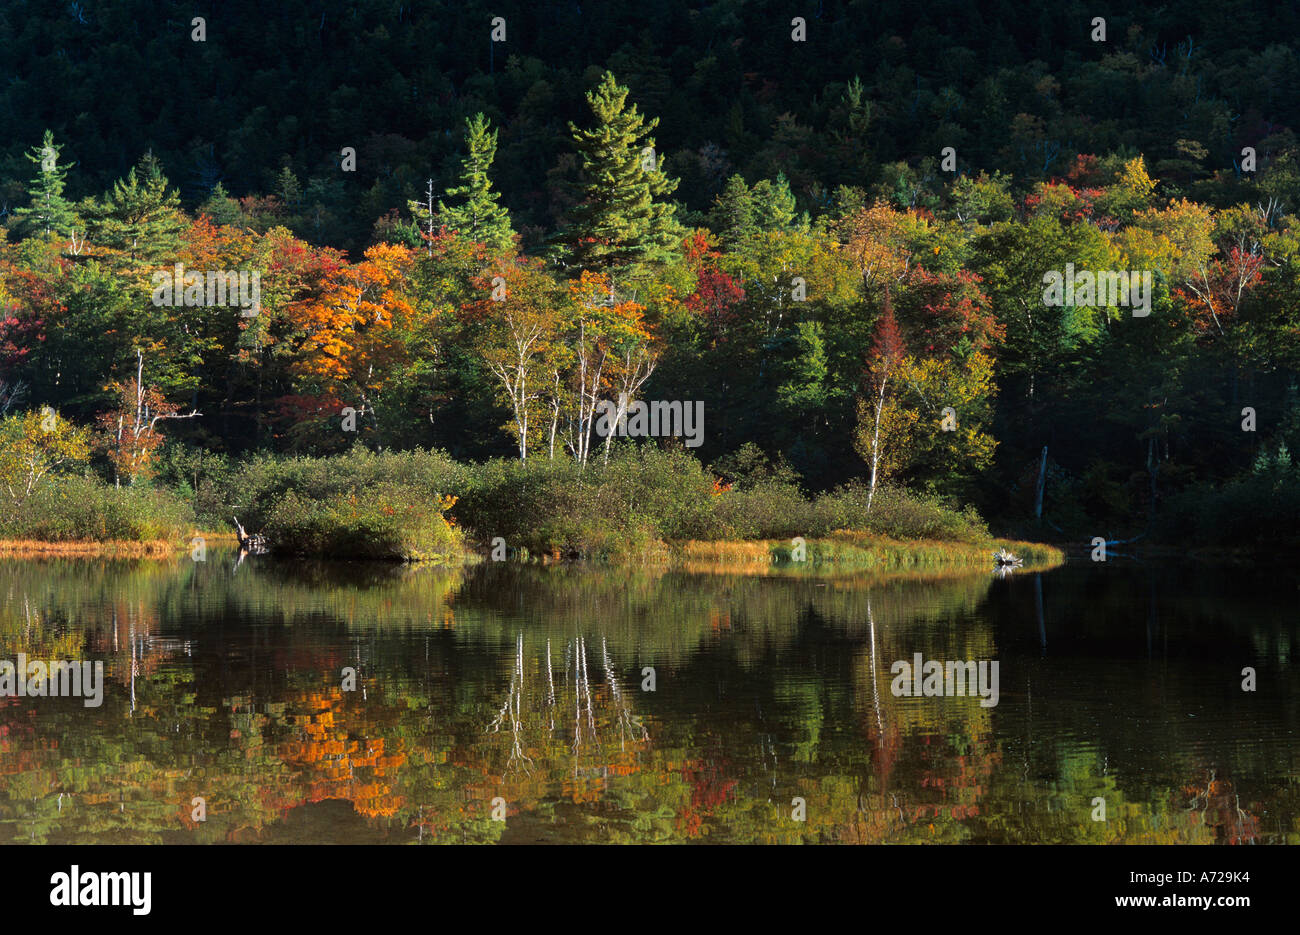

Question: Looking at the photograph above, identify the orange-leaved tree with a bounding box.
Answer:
[856,286,908,512]
[562,270,658,465]
[281,243,417,440]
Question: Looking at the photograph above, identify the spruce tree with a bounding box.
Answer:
[559,72,680,274]
[710,174,758,248]
[199,182,242,227]
[751,172,801,232]
[13,130,78,238]
[413,114,514,253]
[275,167,303,213]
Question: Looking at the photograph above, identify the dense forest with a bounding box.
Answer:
[2,0,1299,549]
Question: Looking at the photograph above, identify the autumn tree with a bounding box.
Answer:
[558,271,658,465]
[838,201,914,291]
[280,243,418,442]
[97,349,200,485]
[857,288,908,511]
[0,409,91,506]
[466,261,563,459]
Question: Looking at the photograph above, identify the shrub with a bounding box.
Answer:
[590,446,722,541]
[712,479,811,539]
[196,443,997,560]
[0,475,193,542]
[453,447,718,558]
[224,446,468,530]
[262,483,462,561]
[811,483,990,542]
[1158,462,1300,550]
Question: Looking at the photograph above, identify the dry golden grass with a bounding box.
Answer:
[670,534,1064,575]
[0,539,177,557]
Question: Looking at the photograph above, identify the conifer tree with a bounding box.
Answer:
[710,175,758,248]
[199,182,242,227]
[13,130,78,238]
[751,172,802,232]
[559,72,680,275]
[710,172,804,247]
[275,167,303,213]
[412,113,514,253]
[83,151,186,267]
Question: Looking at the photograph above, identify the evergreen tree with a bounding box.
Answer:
[199,182,242,227]
[710,175,757,248]
[83,152,186,267]
[275,167,303,213]
[559,72,680,275]
[13,130,78,238]
[413,114,514,253]
[752,172,802,232]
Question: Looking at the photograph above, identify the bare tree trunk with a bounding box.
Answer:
[866,373,888,514]
[548,370,560,460]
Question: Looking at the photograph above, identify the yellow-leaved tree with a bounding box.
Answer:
[0,408,91,505]
[856,350,997,496]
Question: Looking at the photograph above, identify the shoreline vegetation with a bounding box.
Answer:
[0,445,1068,572]
[0,533,1065,575]
[668,535,1063,574]
[0,539,177,557]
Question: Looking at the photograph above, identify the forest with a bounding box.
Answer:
[1,0,1299,556]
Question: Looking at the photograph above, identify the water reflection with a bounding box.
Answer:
[0,552,1295,844]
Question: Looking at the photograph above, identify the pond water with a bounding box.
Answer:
[0,551,1295,844]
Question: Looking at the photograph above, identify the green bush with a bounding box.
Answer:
[811,483,990,542]
[591,446,722,541]
[0,475,193,542]
[224,446,468,531]
[712,480,811,539]
[453,456,586,553]
[1158,459,1300,550]
[262,482,462,561]
[453,447,718,557]
[196,442,996,560]
[708,479,987,543]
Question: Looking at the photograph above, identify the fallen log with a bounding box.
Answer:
[232,516,270,555]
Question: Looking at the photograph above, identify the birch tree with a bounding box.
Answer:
[856,288,908,512]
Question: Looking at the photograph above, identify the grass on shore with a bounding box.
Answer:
[0,539,178,557]
[671,533,1064,574]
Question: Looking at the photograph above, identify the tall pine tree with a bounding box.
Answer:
[13,130,78,239]
[751,172,803,232]
[559,72,680,276]
[411,113,514,253]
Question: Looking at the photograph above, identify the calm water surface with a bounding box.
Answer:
[1,551,1295,844]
